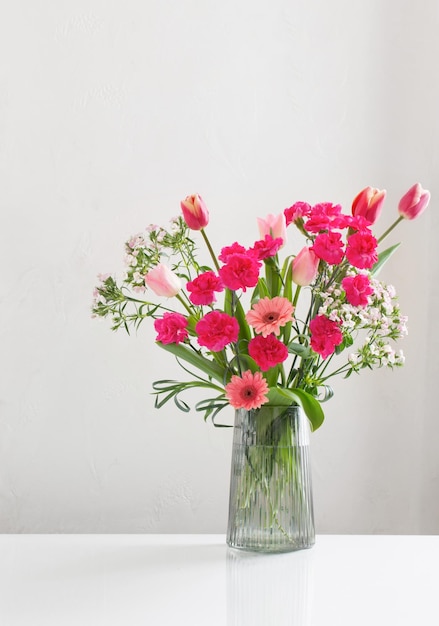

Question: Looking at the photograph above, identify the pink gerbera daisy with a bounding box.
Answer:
[245,297,294,337]
[225,370,269,410]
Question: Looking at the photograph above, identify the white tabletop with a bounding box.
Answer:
[0,534,438,625]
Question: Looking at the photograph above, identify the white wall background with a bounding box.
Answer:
[1,0,438,534]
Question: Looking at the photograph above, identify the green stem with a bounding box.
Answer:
[320,362,351,382]
[175,293,193,315]
[292,285,301,309]
[243,447,293,542]
[315,353,334,378]
[200,228,220,272]
[377,216,404,244]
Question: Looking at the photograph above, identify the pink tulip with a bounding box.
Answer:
[256,213,287,247]
[352,187,386,225]
[145,264,181,297]
[398,183,430,220]
[180,194,209,230]
[292,246,319,286]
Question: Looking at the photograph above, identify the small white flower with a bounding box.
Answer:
[132,285,146,294]
[387,284,396,298]
[348,353,361,365]
[97,272,111,282]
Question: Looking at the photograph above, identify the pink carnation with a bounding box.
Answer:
[154,312,188,345]
[248,334,289,371]
[311,232,344,265]
[225,370,269,410]
[219,254,261,292]
[304,202,342,233]
[284,201,311,226]
[339,215,372,232]
[249,234,283,260]
[186,271,224,305]
[309,315,343,359]
[342,274,374,307]
[346,231,378,269]
[218,242,247,263]
[195,310,239,352]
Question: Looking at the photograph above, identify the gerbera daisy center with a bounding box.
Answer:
[245,296,294,338]
[264,312,278,322]
[242,387,255,398]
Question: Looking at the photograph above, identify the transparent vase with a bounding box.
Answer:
[226,405,315,553]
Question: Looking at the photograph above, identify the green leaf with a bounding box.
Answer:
[156,343,225,383]
[223,288,233,316]
[266,365,280,388]
[266,387,325,431]
[317,384,334,402]
[287,342,311,357]
[195,397,231,426]
[371,243,401,277]
[265,257,280,297]
[280,255,293,283]
[282,261,293,344]
[223,289,251,345]
[254,278,270,301]
[234,297,251,345]
[282,259,293,301]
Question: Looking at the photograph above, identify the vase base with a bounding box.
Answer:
[226,537,315,554]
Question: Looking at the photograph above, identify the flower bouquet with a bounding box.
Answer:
[93,183,430,551]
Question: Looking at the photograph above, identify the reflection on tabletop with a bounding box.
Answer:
[227,547,313,626]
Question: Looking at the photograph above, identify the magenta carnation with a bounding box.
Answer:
[249,234,283,260]
[342,274,374,307]
[186,271,224,305]
[284,202,311,226]
[218,242,247,263]
[304,202,342,233]
[195,310,239,352]
[154,312,188,345]
[248,334,289,371]
[309,315,343,359]
[311,232,344,265]
[345,231,378,269]
[339,214,372,232]
[219,254,261,292]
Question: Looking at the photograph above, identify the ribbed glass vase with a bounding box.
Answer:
[226,404,315,553]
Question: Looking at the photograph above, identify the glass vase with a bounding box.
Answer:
[226,404,315,553]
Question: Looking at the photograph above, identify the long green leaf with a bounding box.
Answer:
[371,243,401,277]
[224,289,251,344]
[282,259,293,301]
[234,296,251,344]
[267,387,325,431]
[156,343,225,383]
[255,278,270,300]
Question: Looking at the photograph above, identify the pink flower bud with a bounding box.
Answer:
[180,194,209,230]
[352,187,386,225]
[256,213,287,247]
[398,183,430,220]
[292,246,319,286]
[145,263,181,297]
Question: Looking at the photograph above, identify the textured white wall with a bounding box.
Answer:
[1,0,438,533]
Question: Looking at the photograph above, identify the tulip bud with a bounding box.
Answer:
[256,213,287,247]
[398,183,430,220]
[352,187,386,225]
[180,194,209,230]
[292,246,319,286]
[145,264,181,297]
